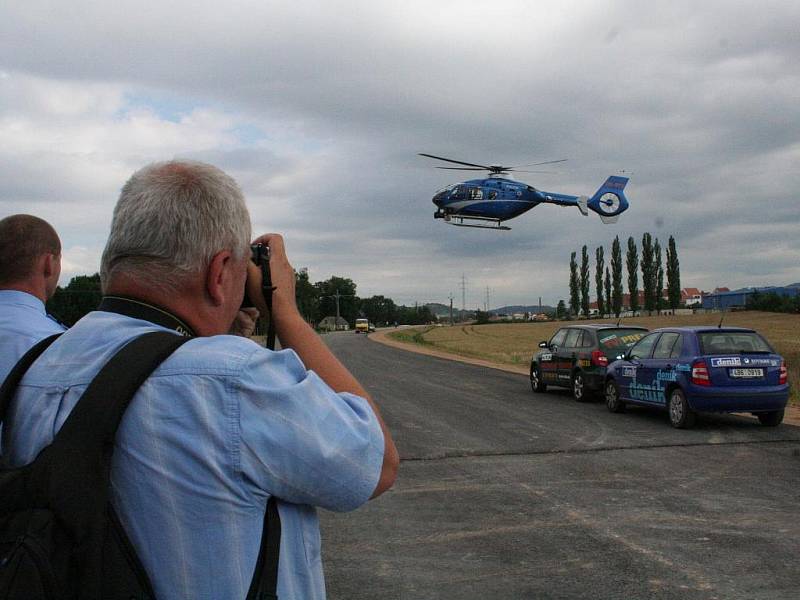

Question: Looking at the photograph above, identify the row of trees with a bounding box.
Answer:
[295,270,434,325]
[747,290,800,314]
[47,270,434,328]
[567,234,681,318]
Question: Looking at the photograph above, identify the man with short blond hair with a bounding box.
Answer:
[0,214,66,380]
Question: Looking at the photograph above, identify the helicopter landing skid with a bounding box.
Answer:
[443,214,511,231]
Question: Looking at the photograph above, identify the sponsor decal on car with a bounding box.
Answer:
[628,369,676,403]
[710,357,741,368]
[675,364,691,372]
[629,380,665,403]
[540,353,553,361]
[656,370,678,382]
[741,357,778,366]
[622,366,636,378]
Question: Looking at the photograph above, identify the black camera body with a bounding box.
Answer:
[250,243,269,267]
[242,243,271,309]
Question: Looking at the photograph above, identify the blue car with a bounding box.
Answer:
[604,326,789,428]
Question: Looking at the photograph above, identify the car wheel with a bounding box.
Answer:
[572,371,590,402]
[605,379,625,413]
[530,364,547,393]
[757,410,784,427]
[668,388,695,429]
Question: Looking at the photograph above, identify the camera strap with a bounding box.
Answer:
[98,296,195,337]
[260,261,277,351]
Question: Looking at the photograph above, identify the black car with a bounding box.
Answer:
[530,324,649,401]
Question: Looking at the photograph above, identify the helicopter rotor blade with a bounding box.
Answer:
[509,159,568,168]
[419,153,493,170]
[510,169,560,174]
[434,166,488,171]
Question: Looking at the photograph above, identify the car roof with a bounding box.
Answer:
[651,326,755,334]
[563,324,648,331]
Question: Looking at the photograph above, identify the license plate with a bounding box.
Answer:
[730,368,763,378]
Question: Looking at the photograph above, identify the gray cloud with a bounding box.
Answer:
[1,1,798,306]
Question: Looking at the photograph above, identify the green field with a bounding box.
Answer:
[388,311,800,405]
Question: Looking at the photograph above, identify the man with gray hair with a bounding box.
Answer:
[2,161,398,599]
[0,214,66,381]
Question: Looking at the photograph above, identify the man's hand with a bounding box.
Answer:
[230,307,260,337]
[248,233,300,327]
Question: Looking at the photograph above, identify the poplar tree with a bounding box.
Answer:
[604,267,612,320]
[569,251,580,318]
[611,235,623,317]
[654,238,664,313]
[626,236,639,313]
[641,232,655,314]
[595,246,605,317]
[666,235,681,310]
[580,245,590,318]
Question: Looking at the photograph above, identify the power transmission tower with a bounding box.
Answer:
[323,289,355,328]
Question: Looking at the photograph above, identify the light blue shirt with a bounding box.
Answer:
[2,310,384,599]
[0,289,66,381]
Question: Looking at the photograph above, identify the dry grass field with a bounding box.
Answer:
[388,311,799,405]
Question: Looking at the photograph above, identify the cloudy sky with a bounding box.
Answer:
[1,1,798,309]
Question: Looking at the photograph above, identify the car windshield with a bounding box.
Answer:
[698,331,772,354]
[597,329,648,354]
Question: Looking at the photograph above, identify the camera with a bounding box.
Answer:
[250,243,270,266]
[242,243,271,309]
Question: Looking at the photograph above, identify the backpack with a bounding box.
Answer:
[0,331,281,599]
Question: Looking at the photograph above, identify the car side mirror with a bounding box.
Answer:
[538,341,548,348]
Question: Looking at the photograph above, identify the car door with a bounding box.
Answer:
[539,328,567,384]
[644,332,682,407]
[619,332,660,402]
[557,329,582,386]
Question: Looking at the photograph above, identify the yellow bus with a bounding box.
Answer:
[355,318,370,333]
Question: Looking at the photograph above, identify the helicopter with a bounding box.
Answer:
[420,153,630,231]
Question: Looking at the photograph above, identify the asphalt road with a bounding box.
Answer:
[319,332,800,600]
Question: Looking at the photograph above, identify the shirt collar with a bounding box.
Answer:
[98,295,195,337]
[0,289,46,313]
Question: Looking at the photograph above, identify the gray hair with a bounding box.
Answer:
[101,160,251,292]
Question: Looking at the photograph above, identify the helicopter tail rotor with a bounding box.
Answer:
[586,176,630,223]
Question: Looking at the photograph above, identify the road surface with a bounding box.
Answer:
[319,332,800,599]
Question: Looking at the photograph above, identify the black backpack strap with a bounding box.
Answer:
[52,330,190,459]
[40,331,190,598]
[0,333,62,424]
[246,496,281,600]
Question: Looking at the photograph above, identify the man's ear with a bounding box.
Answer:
[206,250,233,307]
[42,253,55,278]
[42,253,62,299]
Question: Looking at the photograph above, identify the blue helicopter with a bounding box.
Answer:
[420,153,630,231]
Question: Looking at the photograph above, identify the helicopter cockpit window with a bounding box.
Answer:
[468,187,483,200]
[450,185,465,198]
[488,190,497,200]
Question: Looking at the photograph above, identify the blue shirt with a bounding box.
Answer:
[0,289,66,381]
[2,311,384,599]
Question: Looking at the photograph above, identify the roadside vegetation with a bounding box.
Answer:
[388,311,800,405]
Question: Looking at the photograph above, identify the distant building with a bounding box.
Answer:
[681,287,703,306]
[318,316,349,331]
[701,286,799,310]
